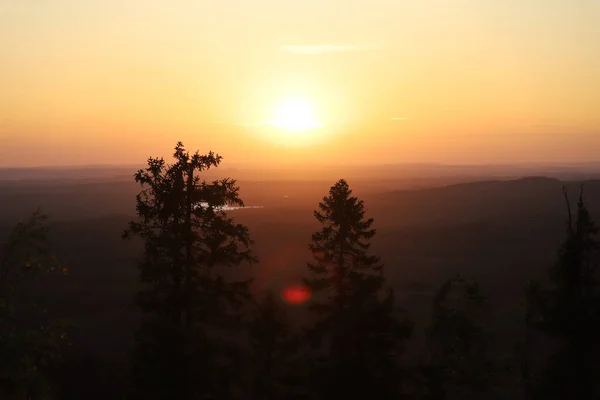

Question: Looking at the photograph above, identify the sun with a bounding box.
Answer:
[267,97,323,132]
[248,95,328,147]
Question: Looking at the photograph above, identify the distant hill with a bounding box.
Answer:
[2,175,600,225]
[3,162,600,182]
[0,166,141,182]
[371,177,600,229]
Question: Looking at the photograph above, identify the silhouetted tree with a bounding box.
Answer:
[0,210,67,400]
[420,275,493,400]
[304,179,412,399]
[123,142,256,399]
[527,185,600,398]
[247,291,307,400]
[513,292,535,400]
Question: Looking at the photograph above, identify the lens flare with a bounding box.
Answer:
[281,284,311,304]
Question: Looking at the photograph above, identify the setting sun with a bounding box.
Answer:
[267,97,323,132]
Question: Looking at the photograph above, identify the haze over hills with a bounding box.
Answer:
[1,167,600,398]
[3,161,600,183]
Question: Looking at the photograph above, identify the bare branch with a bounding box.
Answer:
[562,185,572,234]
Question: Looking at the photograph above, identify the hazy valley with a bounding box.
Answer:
[2,165,599,398]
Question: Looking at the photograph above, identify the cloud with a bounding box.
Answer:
[531,124,580,130]
[235,122,259,127]
[210,120,258,127]
[279,44,371,55]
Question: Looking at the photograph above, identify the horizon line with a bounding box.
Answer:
[3,161,600,170]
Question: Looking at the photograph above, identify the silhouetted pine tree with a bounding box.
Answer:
[527,185,600,399]
[420,275,493,400]
[304,179,412,400]
[247,291,307,400]
[0,210,68,400]
[123,142,256,399]
[513,288,536,400]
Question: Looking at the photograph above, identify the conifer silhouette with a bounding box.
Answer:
[304,179,412,399]
[124,142,256,399]
[247,291,308,400]
[421,275,493,400]
[0,210,67,400]
[527,185,600,398]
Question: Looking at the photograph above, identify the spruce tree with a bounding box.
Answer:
[0,210,67,400]
[421,275,492,400]
[123,142,256,399]
[304,179,412,399]
[247,291,307,400]
[527,185,600,398]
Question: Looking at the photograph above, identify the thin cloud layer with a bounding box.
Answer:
[279,44,371,55]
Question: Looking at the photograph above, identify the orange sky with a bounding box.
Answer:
[1,0,599,167]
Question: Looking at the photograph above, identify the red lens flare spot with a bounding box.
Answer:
[281,285,311,304]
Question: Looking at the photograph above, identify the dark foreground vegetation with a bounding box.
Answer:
[2,142,600,399]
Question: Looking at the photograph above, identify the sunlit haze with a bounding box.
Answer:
[268,97,323,132]
[1,0,599,167]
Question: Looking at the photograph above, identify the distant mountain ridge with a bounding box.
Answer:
[384,176,564,195]
[3,163,600,182]
[371,176,600,229]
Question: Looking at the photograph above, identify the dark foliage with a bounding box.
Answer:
[123,142,256,399]
[526,185,600,398]
[0,210,68,400]
[304,179,413,399]
[419,275,493,400]
[246,291,309,400]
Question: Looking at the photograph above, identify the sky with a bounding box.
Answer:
[1,0,599,167]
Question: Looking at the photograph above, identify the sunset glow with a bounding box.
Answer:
[1,1,599,166]
[267,97,323,132]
